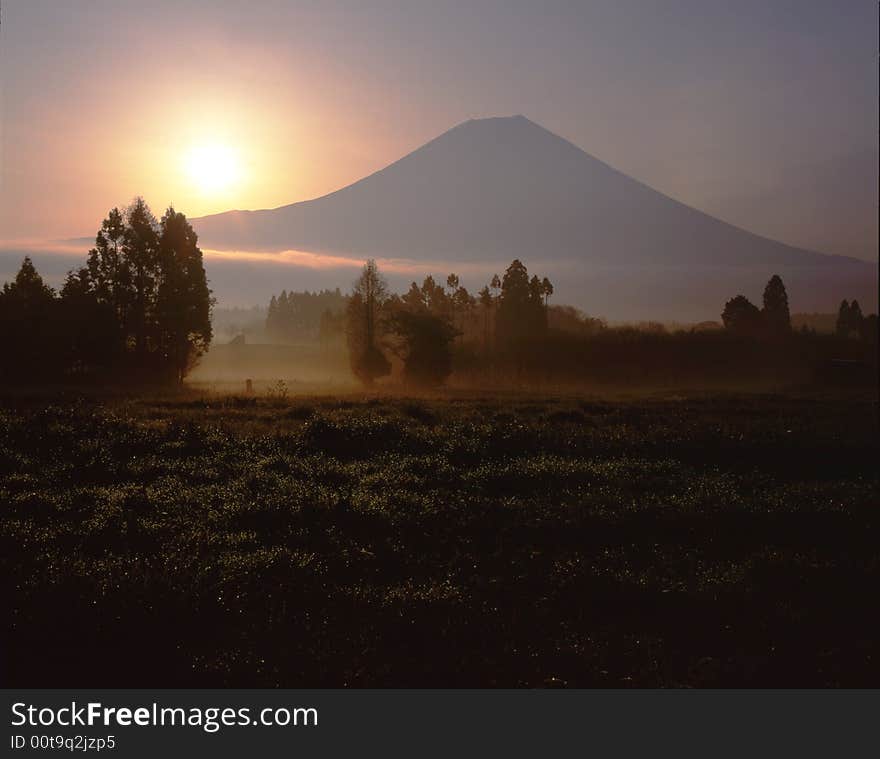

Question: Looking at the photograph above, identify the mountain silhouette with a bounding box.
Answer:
[191,115,876,319]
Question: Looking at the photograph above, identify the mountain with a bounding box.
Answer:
[192,116,876,320]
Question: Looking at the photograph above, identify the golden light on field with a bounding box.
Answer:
[184,143,241,194]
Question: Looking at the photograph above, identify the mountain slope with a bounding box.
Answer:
[192,115,862,267]
[188,115,876,319]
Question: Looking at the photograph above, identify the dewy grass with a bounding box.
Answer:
[1,391,877,687]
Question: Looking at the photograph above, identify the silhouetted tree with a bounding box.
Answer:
[0,257,58,379]
[836,300,850,337]
[762,274,790,335]
[849,300,864,332]
[399,282,422,312]
[836,299,865,339]
[541,277,554,307]
[85,206,132,352]
[267,294,278,331]
[529,275,548,332]
[58,266,117,373]
[156,208,213,383]
[722,295,762,336]
[478,285,493,351]
[446,273,460,328]
[2,202,214,384]
[421,275,449,316]
[387,308,458,387]
[346,259,391,385]
[124,197,161,361]
[496,260,547,344]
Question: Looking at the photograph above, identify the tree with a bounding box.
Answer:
[478,285,493,351]
[496,260,546,345]
[0,257,58,379]
[453,284,474,340]
[2,201,214,385]
[529,275,548,332]
[402,281,427,312]
[722,295,762,336]
[346,259,391,385]
[85,206,132,351]
[156,207,213,383]
[318,308,345,345]
[420,275,448,316]
[387,308,458,387]
[1,256,54,303]
[836,299,864,339]
[446,273,460,330]
[836,300,850,337]
[266,295,278,335]
[123,197,161,361]
[59,266,117,373]
[762,274,790,334]
[265,289,346,342]
[541,277,554,307]
[849,300,864,333]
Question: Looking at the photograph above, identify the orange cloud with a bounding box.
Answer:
[200,247,498,276]
[1,238,503,280]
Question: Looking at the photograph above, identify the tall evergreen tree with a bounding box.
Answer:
[156,207,213,383]
[478,285,493,351]
[123,197,161,361]
[86,206,132,347]
[541,277,554,307]
[446,273,460,328]
[0,257,58,378]
[761,274,791,334]
[849,300,864,332]
[835,299,864,339]
[346,259,391,385]
[496,260,546,344]
[836,300,851,337]
[266,295,278,335]
[59,266,117,372]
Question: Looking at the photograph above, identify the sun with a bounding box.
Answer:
[184,142,241,193]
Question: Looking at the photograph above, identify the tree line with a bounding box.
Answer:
[344,258,555,386]
[721,274,877,344]
[339,263,878,388]
[835,299,877,342]
[0,199,213,384]
[721,275,792,337]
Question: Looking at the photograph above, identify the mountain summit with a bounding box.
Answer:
[192,116,875,318]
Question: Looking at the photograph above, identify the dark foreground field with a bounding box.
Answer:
[2,390,878,687]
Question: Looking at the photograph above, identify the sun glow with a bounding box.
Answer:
[184,142,241,194]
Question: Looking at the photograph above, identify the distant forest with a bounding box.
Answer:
[266,288,347,343]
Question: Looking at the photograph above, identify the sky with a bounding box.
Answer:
[1,0,877,286]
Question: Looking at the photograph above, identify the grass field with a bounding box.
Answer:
[2,389,878,686]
